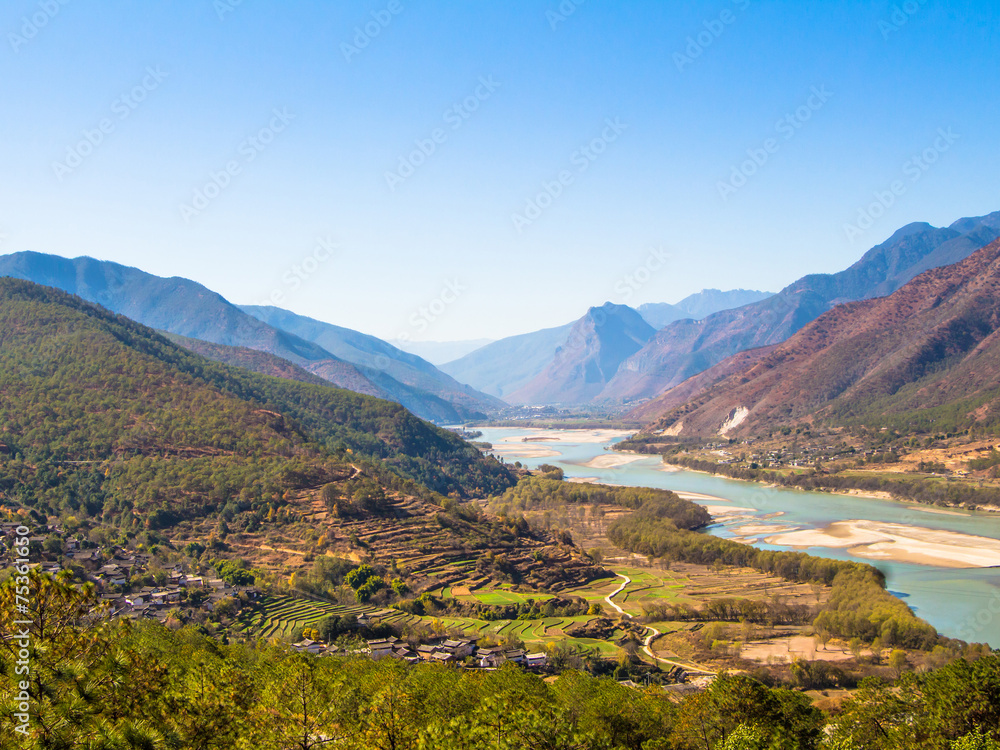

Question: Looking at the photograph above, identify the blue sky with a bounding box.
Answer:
[1,1,997,343]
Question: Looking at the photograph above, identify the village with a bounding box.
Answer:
[2,521,565,675]
[292,631,549,671]
[1,521,259,627]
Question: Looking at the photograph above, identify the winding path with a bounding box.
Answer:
[605,573,716,675]
[604,573,632,616]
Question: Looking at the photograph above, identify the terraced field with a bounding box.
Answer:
[236,595,421,640]
[612,567,687,615]
[471,587,553,606]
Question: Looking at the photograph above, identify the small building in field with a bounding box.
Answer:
[367,637,400,659]
[292,639,327,655]
[525,653,547,668]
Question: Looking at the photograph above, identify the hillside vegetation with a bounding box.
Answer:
[0,279,514,533]
[5,565,1000,749]
[0,251,499,422]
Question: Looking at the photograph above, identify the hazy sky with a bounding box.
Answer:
[2,1,998,343]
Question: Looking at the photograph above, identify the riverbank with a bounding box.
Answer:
[478,425,1000,646]
[486,428,634,460]
[660,454,1000,511]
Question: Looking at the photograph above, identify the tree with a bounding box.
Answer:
[346,564,376,590]
[889,649,908,678]
[952,729,1000,750]
[245,656,354,749]
[825,677,920,749]
[870,637,884,664]
[0,570,169,747]
[716,723,771,750]
[849,638,864,661]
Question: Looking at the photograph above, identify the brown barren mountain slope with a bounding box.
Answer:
[627,345,776,424]
[601,213,1000,402]
[634,238,1000,436]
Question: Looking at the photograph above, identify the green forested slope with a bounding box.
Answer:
[0,279,513,528]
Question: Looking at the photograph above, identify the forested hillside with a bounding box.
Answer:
[0,279,514,532]
[0,251,497,423]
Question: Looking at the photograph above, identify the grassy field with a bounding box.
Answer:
[235,594,628,659]
[234,595,428,640]
[471,588,552,606]
[613,567,687,615]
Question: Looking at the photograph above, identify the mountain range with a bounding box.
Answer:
[0,252,499,423]
[394,338,493,365]
[240,305,506,416]
[5,211,999,418]
[599,211,1000,404]
[634,236,1000,437]
[441,288,773,401]
[637,288,773,329]
[0,278,515,516]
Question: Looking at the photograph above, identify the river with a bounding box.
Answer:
[478,426,1000,647]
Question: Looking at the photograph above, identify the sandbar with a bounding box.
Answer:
[701,504,756,515]
[732,523,799,537]
[915,506,968,517]
[496,428,634,445]
[488,444,560,459]
[765,520,1000,568]
[576,453,648,469]
[675,491,736,504]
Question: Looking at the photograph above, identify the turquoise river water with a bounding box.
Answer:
[478,427,1000,647]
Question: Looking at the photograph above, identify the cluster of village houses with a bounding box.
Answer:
[2,523,257,623]
[292,628,548,670]
[5,524,711,691]
[5,524,545,671]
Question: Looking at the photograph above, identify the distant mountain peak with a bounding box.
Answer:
[601,211,1000,403]
[507,304,654,405]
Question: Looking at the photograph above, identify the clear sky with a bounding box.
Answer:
[1,1,998,344]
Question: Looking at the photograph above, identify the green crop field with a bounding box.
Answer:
[470,587,552,606]
[237,571,671,661]
[236,595,374,641]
